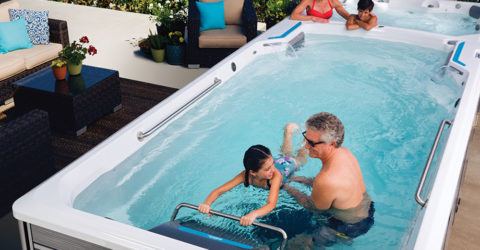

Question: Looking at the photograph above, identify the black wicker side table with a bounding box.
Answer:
[14,65,122,136]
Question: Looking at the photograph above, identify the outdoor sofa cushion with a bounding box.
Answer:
[0,53,25,80]
[0,18,32,53]
[200,0,244,25]
[196,0,225,32]
[9,9,50,45]
[199,25,247,48]
[8,43,62,69]
[0,0,19,22]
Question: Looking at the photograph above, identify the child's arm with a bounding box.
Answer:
[356,15,378,31]
[239,170,282,226]
[199,172,244,214]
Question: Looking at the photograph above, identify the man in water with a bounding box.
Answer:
[284,112,374,247]
[346,0,378,31]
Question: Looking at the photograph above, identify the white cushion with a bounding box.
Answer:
[0,53,25,80]
[0,0,20,22]
[8,43,62,69]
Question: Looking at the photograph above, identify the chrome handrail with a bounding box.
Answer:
[137,78,222,141]
[415,119,453,207]
[171,202,288,250]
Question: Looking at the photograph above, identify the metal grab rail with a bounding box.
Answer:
[171,203,288,249]
[137,78,222,141]
[415,120,453,207]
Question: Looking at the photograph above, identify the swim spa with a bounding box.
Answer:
[13,19,480,250]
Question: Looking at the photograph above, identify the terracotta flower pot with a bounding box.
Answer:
[52,65,67,80]
[67,62,83,76]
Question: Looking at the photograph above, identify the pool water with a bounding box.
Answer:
[332,3,479,35]
[74,34,461,249]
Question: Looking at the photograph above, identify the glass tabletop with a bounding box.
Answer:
[14,65,117,96]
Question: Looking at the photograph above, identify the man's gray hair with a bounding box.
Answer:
[306,112,344,148]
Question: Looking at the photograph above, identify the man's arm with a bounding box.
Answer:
[289,176,314,186]
[311,177,336,210]
[283,184,317,211]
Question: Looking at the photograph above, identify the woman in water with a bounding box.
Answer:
[198,123,307,226]
[291,0,350,23]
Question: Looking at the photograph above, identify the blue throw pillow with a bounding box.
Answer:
[9,9,49,45]
[0,18,33,54]
[196,0,225,32]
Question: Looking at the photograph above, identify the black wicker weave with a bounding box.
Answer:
[0,109,55,217]
[186,0,258,68]
[14,66,122,136]
[0,18,69,104]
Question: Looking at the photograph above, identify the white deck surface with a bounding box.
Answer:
[17,0,208,89]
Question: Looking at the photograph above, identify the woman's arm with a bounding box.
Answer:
[239,170,282,226]
[346,15,359,30]
[198,172,244,214]
[290,0,315,21]
[332,0,350,20]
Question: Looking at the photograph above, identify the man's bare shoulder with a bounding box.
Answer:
[313,171,339,190]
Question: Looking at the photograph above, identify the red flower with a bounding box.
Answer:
[80,36,89,43]
[88,45,97,55]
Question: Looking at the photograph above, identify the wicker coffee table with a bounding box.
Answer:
[14,65,122,136]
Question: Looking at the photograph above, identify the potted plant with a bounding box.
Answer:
[166,31,185,65]
[51,58,67,80]
[59,36,97,75]
[150,0,188,36]
[149,30,167,62]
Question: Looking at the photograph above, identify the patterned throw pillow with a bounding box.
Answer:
[9,9,49,45]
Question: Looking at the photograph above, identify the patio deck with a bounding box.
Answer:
[17,0,207,89]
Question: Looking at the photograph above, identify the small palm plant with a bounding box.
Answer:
[148,30,167,62]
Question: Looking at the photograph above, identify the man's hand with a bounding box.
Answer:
[198,203,211,214]
[240,212,258,226]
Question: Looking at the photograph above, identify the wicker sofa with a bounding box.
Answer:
[0,0,69,105]
[186,0,257,68]
[0,109,55,217]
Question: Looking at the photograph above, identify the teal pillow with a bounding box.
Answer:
[196,0,225,32]
[0,18,33,54]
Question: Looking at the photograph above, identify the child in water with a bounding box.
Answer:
[346,0,378,31]
[198,123,307,226]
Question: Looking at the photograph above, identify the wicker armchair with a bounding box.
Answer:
[0,18,69,104]
[186,0,257,68]
[0,109,55,217]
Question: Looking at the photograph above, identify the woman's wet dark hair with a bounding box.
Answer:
[243,145,272,187]
[358,0,374,11]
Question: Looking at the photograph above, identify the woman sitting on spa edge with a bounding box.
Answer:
[291,0,350,23]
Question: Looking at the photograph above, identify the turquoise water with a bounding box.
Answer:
[74,34,461,249]
[332,4,479,35]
